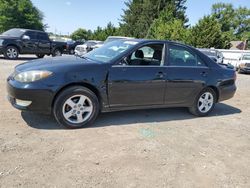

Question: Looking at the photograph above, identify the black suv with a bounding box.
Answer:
[0,28,67,59]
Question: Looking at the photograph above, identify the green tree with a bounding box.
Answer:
[91,22,119,41]
[120,0,188,38]
[0,0,44,32]
[70,28,89,41]
[190,16,224,48]
[211,3,250,41]
[147,6,191,44]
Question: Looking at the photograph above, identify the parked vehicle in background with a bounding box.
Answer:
[65,40,85,54]
[198,48,224,64]
[74,40,103,56]
[104,36,134,44]
[237,54,250,73]
[7,39,236,128]
[0,28,67,59]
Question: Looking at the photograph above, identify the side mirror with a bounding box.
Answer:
[22,35,30,40]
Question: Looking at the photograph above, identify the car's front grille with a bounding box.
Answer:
[245,63,250,67]
[76,46,87,52]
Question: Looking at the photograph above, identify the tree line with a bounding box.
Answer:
[1,0,249,49]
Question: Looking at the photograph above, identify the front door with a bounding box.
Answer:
[22,31,39,54]
[108,42,167,107]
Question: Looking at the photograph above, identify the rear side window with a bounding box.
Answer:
[38,33,49,41]
[168,45,206,67]
[24,31,37,40]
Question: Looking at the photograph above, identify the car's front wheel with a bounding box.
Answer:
[4,46,19,59]
[189,88,216,116]
[53,86,99,128]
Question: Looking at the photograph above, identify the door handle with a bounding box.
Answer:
[200,71,208,77]
[156,72,165,78]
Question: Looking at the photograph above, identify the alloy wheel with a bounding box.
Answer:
[197,92,214,113]
[6,48,18,59]
[62,95,93,124]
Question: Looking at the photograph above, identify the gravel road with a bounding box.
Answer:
[0,55,249,188]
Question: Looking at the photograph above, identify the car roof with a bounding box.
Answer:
[11,28,46,33]
[119,38,193,47]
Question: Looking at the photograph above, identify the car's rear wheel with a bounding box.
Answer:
[52,49,62,57]
[36,54,45,58]
[69,49,74,55]
[53,86,99,128]
[189,88,216,116]
[4,46,19,59]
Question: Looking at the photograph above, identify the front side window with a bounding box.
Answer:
[127,44,164,66]
[25,31,37,40]
[169,45,206,67]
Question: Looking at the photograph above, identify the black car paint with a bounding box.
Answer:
[0,28,66,56]
[7,40,236,114]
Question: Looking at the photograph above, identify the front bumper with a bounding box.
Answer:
[7,78,55,114]
[239,67,250,73]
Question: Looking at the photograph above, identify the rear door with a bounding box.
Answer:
[108,42,167,107]
[37,33,51,54]
[165,44,210,106]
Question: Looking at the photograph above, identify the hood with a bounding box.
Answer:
[15,56,97,72]
[0,35,19,40]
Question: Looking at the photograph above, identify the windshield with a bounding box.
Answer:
[242,55,250,60]
[83,40,138,63]
[200,50,217,57]
[2,29,26,37]
[105,37,120,44]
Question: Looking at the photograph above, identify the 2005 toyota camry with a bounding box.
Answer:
[7,39,237,128]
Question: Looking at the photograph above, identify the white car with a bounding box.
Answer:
[237,54,250,73]
[74,40,103,56]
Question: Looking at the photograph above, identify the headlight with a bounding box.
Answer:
[14,70,53,83]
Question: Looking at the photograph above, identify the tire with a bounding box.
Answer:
[53,86,99,129]
[188,88,216,117]
[36,54,45,58]
[4,46,19,59]
[52,49,62,57]
[69,49,74,55]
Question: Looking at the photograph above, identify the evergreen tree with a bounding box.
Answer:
[120,0,187,38]
[147,4,190,43]
[190,16,224,49]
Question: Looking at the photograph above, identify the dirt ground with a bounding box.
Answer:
[0,55,249,188]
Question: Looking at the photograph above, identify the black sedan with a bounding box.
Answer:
[7,39,237,128]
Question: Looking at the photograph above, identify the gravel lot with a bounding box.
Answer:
[0,55,250,188]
